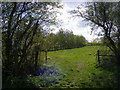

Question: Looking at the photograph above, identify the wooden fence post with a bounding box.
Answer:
[45,50,47,63]
[97,50,100,64]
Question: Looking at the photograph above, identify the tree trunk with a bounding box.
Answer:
[45,50,47,63]
[35,51,39,70]
[116,55,120,89]
[105,36,120,88]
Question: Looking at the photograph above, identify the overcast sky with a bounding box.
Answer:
[50,2,100,42]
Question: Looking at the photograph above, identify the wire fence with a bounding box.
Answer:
[96,50,115,65]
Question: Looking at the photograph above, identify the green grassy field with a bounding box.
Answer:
[3,46,117,88]
[47,46,116,88]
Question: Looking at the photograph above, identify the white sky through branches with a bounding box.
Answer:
[51,2,100,42]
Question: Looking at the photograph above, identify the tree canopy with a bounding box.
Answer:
[71,2,120,64]
[2,2,62,76]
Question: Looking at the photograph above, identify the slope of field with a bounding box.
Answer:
[47,46,116,88]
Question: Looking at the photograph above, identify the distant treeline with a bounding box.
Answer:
[42,29,87,51]
[86,43,103,46]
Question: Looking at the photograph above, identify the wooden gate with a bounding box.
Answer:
[96,50,115,65]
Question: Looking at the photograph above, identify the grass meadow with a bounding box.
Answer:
[3,46,117,88]
[47,46,117,88]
